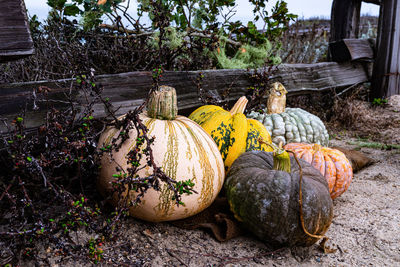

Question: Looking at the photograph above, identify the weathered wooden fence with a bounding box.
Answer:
[370,0,400,98]
[1,0,396,134]
[0,62,370,131]
[330,0,399,97]
[0,0,34,62]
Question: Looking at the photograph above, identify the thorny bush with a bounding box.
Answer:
[0,69,195,264]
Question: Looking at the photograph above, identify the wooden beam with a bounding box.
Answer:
[329,39,375,62]
[371,0,400,98]
[0,63,370,131]
[330,0,362,43]
[362,0,381,4]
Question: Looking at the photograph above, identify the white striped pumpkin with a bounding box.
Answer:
[97,86,225,222]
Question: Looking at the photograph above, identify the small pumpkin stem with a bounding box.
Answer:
[147,85,178,120]
[229,96,248,115]
[258,138,291,173]
[273,149,291,173]
[267,82,288,114]
[272,141,291,173]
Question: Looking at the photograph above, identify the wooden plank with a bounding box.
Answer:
[362,0,381,4]
[330,0,362,43]
[0,63,370,131]
[329,38,375,62]
[0,0,34,62]
[371,0,400,98]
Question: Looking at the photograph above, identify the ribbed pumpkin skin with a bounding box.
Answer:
[98,113,225,222]
[225,151,333,247]
[189,100,273,168]
[284,143,353,199]
[248,108,329,146]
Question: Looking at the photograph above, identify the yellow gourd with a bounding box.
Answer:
[189,96,273,168]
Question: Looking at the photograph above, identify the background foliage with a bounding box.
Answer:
[1,0,297,83]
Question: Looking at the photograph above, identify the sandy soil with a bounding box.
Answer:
[19,98,400,267]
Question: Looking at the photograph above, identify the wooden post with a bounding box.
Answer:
[0,0,34,62]
[330,0,362,42]
[371,0,400,98]
[362,0,381,4]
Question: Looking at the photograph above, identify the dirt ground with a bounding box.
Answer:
[18,96,400,267]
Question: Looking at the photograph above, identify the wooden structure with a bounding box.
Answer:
[329,39,374,62]
[0,62,369,131]
[370,0,400,98]
[330,0,399,98]
[0,0,34,63]
[330,0,362,42]
[330,0,381,42]
[0,0,398,133]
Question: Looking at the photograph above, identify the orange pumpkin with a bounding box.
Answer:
[284,143,353,199]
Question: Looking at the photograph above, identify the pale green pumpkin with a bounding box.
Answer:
[248,82,329,146]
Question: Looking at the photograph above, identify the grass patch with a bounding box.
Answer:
[347,140,400,150]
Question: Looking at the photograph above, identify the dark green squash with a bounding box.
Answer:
[225,149,333,247]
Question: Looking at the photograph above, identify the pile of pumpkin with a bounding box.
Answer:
[98,83,353,247]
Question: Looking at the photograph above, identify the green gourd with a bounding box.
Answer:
[247,82,329,146]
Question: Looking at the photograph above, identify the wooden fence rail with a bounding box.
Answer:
[0,62,369,131]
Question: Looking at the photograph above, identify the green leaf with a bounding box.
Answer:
[64,4,81,16]
[47,0,67,10]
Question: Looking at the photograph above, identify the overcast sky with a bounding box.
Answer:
[25,0,380,26]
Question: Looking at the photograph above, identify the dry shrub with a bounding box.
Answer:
[323,85,400,143]
[286,84,400,143]
[331,98,400,143]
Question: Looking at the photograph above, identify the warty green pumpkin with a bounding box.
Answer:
[225,143,333,247]
[97,86,225,222]
[189,96,273,169]
[247,82,329,146]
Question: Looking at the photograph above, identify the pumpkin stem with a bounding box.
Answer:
[258,138,291,173]
[147,85,178,120]
[229,96,248,115]
[266,82,288,114]
[272,142,291,173]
